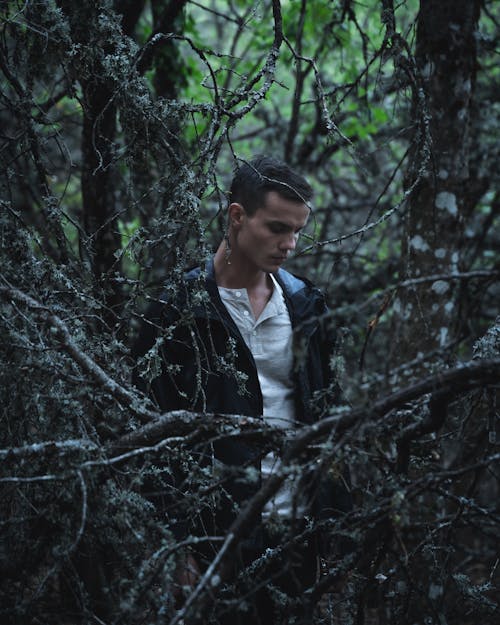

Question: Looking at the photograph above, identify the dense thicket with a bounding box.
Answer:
[1,1,499,623]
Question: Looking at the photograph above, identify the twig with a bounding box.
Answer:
[0,283,159,423]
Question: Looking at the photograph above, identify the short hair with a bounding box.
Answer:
[229,156,313,215]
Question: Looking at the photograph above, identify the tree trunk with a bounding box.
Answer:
[394,0,481,367]
[81,84,120,301]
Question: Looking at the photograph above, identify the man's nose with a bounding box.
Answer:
[279,233,297,251]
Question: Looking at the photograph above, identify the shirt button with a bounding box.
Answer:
[243,310,249,316]
[235,291,242,297]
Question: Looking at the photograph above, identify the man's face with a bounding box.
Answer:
[230,191,310,273]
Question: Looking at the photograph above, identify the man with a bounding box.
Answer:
[134,156,347,624]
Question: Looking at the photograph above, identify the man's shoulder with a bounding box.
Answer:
[275,268,326,319]
[185,265,203,281]
[184,257,216,284]
[144,266,206,317]
[276,268,322,298]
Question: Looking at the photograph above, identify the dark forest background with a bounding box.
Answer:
[1,1,499,623]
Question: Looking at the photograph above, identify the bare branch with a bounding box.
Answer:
[0,283,159,422]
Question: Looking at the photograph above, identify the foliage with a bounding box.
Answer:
[1,0,499,623]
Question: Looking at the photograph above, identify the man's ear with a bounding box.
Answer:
[228,202,245,229]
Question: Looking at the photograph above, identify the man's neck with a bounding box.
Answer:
[213,241,271,291]
[214,243,275,319]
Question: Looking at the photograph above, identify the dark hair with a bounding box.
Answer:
[229,156,313,215]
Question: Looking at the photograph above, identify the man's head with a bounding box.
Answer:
[229,156,313,215]
[226,156,313,273]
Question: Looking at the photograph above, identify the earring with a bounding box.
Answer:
[224,231,232,265]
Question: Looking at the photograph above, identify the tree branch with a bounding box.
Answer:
[0,283,158,422]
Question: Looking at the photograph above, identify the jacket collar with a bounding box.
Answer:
[188,257,325,328]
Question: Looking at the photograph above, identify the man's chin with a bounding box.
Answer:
[266,258,287,271]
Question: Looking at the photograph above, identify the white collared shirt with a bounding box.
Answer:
[218,275,302,518]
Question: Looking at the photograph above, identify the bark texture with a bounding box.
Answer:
[396,0,481,364]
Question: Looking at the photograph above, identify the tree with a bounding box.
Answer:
[395,0,484,366]
[1,1,499,623]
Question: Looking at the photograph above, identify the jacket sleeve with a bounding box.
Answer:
[132,296,201,413]
[313,302,354,556]
[303,300,345,421]
[131,297,211,543]
[319,305,346,406]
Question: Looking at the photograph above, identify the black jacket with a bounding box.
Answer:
[133,258,346,535]
[136,258,338,418]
